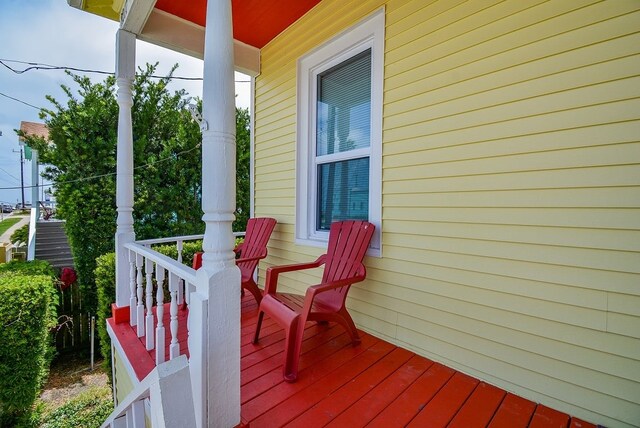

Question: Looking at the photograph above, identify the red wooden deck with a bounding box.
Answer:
[109,295,598,428]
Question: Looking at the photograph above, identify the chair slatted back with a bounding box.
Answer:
[318,221,375,307]
[237,217,277,280]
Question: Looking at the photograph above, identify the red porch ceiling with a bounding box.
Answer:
[154,0,322,49]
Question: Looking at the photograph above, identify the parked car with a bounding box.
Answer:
[2,204,13,213]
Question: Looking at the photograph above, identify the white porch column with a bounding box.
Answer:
[115,29,136,309]
[188,0,241,426]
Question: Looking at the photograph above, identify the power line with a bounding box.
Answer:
[0,58,251,82]
[0,142,202,190]
[0,91,43,110]
[0,168,21,183]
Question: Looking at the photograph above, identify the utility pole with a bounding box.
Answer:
[12,147,25,208]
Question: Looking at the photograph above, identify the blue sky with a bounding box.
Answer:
[0,0,249,206]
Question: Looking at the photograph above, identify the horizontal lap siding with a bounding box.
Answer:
[113,346,135,405]
[253,0,640,426]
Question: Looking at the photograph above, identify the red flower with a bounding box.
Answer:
[60,267,77,291]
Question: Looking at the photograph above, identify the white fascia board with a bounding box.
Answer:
[120,0,157,34]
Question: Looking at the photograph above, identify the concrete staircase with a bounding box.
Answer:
[35,221,74,269]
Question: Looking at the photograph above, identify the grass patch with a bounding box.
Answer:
[0,217,22,235]
[38,386,112,428]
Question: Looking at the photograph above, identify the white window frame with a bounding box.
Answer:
[296,8,384,257]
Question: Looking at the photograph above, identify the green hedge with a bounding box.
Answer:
[151,240,202,268]
[95,253,116,387]
[0,260,56,277]
[0,261,57,426]
[9,224,29,245]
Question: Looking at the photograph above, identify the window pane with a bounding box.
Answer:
[317,157,369,230]
[316,49,371,156]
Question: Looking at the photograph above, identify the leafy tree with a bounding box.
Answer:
[235,107,250,232]
[24,65,251,313]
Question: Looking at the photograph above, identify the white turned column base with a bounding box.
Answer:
[116,230,135,308]
[188,265,241,428]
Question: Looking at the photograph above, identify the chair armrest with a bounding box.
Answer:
[236,249,268,264]
[263,255,326,295]
[306,264,367,297]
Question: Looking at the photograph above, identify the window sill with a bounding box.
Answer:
[295,237,381,258]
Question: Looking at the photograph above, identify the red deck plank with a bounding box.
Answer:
[447,382,506,428]
[242,325,348,389]
[406,371,479,428]
[529,404,571,428]
[242,322,336,371]
[285,347,414,428]
[242,333,356,405]
[366,362,456,428]
[327,355,434,428]
[249,340,396,427]
[242,333,382,423]
[108,318,156,381]
[488,393,537,428]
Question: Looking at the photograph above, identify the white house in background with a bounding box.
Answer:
[19,121,47,260]
[69,1,639,427]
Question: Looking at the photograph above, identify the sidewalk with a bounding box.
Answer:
[0,214,30,244]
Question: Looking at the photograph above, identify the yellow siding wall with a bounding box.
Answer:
[253,1,640,426]
[113,344,135,405]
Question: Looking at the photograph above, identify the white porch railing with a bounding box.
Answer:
[125,232,245,366]
[124,241,196,366]
[101,355,196,428]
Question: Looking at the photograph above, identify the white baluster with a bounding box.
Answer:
[145,257,155,350]
[155,265,166,365]
[135,253,144,337]
[129,249,137,327]
[176,240,184,305]
[177,240,184,264]
[169,273,180,360]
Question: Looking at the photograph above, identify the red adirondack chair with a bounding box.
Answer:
[253,220,375,382]
[193,217,277,304]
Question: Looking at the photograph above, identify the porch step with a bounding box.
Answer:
[34,221,74,269]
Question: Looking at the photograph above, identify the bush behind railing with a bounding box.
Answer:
[0,260,57,426]
[95,252,116,388]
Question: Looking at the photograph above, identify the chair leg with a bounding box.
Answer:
[283,315,302,383]
[338,307,361,345]
[243,280,263,305]
[243,284,262,305]
[253,311,264,344]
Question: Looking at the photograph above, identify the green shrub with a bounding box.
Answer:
[0,265,57,425]
[39,386,113,428]
[0,259,55,277]
[94,253,116,387]
[10,224,29,245]
[152,240,202,268]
